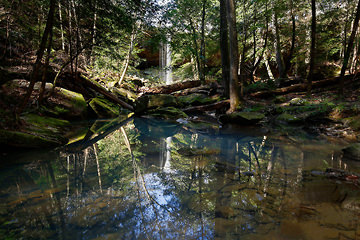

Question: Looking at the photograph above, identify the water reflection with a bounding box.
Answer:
[0,118,360,239]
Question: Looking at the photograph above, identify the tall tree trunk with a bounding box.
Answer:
[189,17,202,83]
[17,0,56,114]
[39,22,54,102]
[284,0,296,75]
[307,0,316,95]
[339,0,360,95]
[272,0,286,79]
[68,0,74,73]
[58,1,65,51]
[220,0,230,97]
[226,0,241,112]
[199,0,207,84]
[90,0,97,65]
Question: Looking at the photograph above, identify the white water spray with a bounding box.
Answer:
[160,36,172,85]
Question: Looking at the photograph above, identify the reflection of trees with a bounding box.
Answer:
[1,119,360,239]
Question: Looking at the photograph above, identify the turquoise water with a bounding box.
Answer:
[0,117,359,239]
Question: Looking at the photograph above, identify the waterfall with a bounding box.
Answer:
[160,36,172,85]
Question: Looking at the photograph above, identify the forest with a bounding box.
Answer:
[1,0,360,239]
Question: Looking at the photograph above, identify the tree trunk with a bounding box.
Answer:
[226,0,241,112]
[189,17,202,83]
[272,0,286,79]
[339,0,360,95]
[17,0,56,114]
[140,80,201,94]
[284,0,296,75]
[58,2,65,51]
[307,0,316,95]
[39,21,54,102]
[200,0,207,84]
[220,0,230,97]
[90,0,97,65]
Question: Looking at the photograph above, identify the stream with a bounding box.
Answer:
[0,117,360,239]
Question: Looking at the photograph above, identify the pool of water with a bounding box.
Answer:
[1,117,360,239]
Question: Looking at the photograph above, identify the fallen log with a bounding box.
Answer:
[140,80,201,94]
[183,100,230,113]
[250,74,356,98]
[78,74,134,111]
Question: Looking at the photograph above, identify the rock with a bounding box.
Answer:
[289,97,308,106]
[89,97,127,118]
[43,87,88,119]
[342,143,360,161]
[276,113,303,124]
[135,94,178,114]
[219,112,265,125]
[1,79,87,119]
[147,107,188,120]
[177,93,216,107]
[111,87,137,103]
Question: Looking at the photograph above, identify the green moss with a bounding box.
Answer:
[220,112,265,125]
[0,130,61,148]
[89,97,124,118]
[22,114,70,128]
[58,88,87,110]
[276,113,302,123]
[147,107,188,120]
[177,93,216,107]
[344,116,360,131]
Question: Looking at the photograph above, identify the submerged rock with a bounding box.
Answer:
[342,143,360,161]
[219,112,265,125]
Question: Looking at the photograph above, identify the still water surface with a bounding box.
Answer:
[0,117,360,239]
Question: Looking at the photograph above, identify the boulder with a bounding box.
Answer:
[289,97,308,106]
[177,93,216,107]
[1,79,87,119]
[89,97,127,118]
[135,94,178,114]
[43,86,87,119]
[219,112,265,125]
[147,107,188,120]
[342,143,360,161]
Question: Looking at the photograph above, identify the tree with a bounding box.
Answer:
[307,0,316,95]
[226,0,240,112]
[220,0,230,97]
[17,0,56,114]
[339,0,360,95]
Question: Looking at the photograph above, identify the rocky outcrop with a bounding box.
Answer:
[135,94,178,114]
[219,112,265,125]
